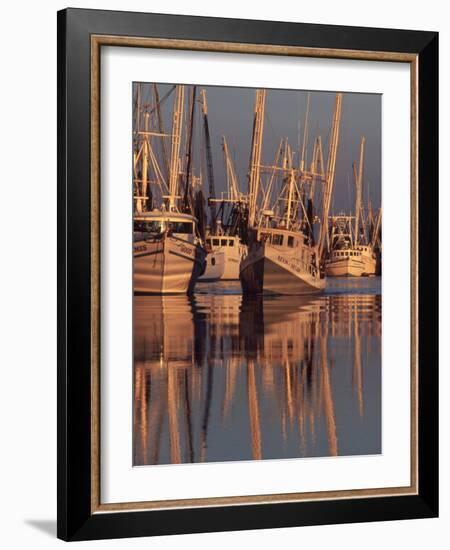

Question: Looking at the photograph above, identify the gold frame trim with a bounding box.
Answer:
[90,35,419,514]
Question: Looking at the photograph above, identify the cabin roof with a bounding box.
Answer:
[134,210,197,223]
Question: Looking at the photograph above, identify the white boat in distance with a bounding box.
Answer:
[325,247,365,277]
[200,234,247,281]
[134,211,206,294]
[325,137,381,278]
[356,245,377,276]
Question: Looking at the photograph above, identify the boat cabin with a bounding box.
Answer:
[134,211,198,243]
[205,235,240,249]
[354,245,373,255]
[257,228,307,249]
[330,248,362,259]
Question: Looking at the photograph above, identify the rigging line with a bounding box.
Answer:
[143,85,176,116]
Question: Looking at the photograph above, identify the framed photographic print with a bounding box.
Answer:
[57,8,438,541]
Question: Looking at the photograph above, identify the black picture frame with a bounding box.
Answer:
[57,7,438,541]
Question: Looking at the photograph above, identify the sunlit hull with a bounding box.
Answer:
[325,257,365,277]
[134,235,206,294]
[240,242,324,295]
[201,238,247,281]
[221,249,242,280]
[361,252,377,276]
[199,250,226,282]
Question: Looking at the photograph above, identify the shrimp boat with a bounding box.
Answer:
[325,137,381,277]
[240,226,323,294]
[133,84,207,294]
[201,230,247,282]
[203,233,246,281]
[240,90,343,295]
[195,95,248,282]
[134,210,206,293]
[326,250,365,277]
[325,215,365,277]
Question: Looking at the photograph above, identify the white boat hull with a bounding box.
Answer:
[221,244,245,280]
[221,246,245,280]
[325,257,365,277]
[199,250,226,282]
[240,241,324,295]
[360,252,377,276]
[134,235,206,294]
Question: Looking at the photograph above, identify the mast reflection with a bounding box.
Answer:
[133,292,381,465]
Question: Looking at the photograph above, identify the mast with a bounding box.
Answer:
[248,89,266,228]
[222,136,240,201]
[137,112,150,214]
[259,139,283,223]
[285,169,295,229]
[310,135,324,200]
[153,84,170,183]
[168,85,185,211]
[318,93,343,261]
[135,83,142,134]
[200,89,217,231]
[300,92,311,171]
[183,86,197,211]
[354,136,365,245]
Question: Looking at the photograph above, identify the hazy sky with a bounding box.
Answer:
[134,83,381,213]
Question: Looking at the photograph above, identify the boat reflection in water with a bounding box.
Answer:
[133,282,381,465]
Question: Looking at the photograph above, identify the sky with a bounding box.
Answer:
[134,83,381,214]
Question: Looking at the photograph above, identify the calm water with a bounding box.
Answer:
[133,278,381,466]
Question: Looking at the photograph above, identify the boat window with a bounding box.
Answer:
[287,236,294,248]
[212,238,220,246]
[221,239,228,246]
[272,234,283,246]
[134,220,164,233]
[228,239,234,247]
[169,221,193,234]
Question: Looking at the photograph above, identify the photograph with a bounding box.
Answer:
[132,83,382,466]
[51,5,438,543]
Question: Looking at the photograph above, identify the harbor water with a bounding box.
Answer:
[133,278,381,466]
